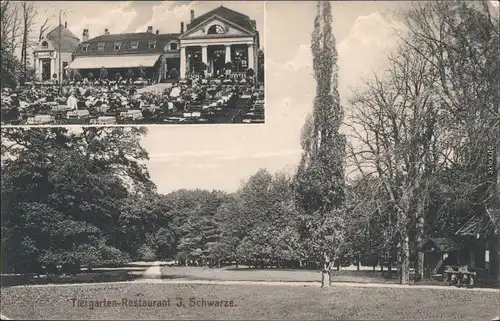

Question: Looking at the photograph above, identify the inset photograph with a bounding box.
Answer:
[1,1,264,126]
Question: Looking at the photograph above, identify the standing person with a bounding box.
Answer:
[67,92,77,110]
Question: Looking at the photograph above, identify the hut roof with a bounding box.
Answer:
[420,237,463,253]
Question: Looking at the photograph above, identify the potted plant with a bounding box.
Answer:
[99,67,108,81]
[126,69,135,81]
[246,68,255,78]
[74,71,82,83]
[139,67,146,80]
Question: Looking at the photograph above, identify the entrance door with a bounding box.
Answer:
[41,59,51,81]
[166,58,180,79]
[211,46,226,77]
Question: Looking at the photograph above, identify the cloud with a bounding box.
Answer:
[337,11,402,99]
[70,2,138,36]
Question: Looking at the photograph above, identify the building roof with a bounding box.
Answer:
[87,32,179,43]
[420,237,464,253]
[456,210,499,237]
[76,33,180,56]
[187,6,256,32]
[45,24,80,52]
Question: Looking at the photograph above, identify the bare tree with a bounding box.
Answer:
[38,16,50,42]
[1,1,22,53]
[20,1,37,82]
[400,0,500,279]
[347,41,443,284]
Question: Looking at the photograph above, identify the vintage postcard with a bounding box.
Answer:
[1,1,499,320]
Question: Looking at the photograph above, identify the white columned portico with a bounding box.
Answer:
[180,46,187,79]
[38,58,43,79]
[247,44,254,72]
[50,58,55,79]
[201,45,208,76]
[201,45,208,65]
[225,45,231,63]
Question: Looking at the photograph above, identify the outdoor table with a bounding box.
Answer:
[443,266,476,287]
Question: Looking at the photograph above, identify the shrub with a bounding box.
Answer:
[88,72,94,81]
[115,73,122,82]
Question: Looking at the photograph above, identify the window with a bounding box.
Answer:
[148,40,156,50]
[97,42,105,52]
[41,41,48,49]
[169,42,178,50]
[81,44,89,52]
[207,24,225,35]
[130,41,139,50]
[113,42,122,51]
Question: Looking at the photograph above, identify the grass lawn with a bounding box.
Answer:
[156,266,400,284]
[1,283,499,320]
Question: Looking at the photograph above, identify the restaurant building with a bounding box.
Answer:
[69,6,260,82]
[33,23,80,82]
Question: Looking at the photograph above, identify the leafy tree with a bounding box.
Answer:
[1,127,152,272]
[294,1,347,287]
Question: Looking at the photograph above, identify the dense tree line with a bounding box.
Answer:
[0,127,370,275]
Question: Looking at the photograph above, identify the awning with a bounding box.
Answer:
[69,54,162,69]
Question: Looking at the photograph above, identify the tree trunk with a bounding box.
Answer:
[380,261,384,275]
[401,235,410,284]
[388,256,393,278]
[321,270,331,287]
[357,255,361,270]
[321,253,334,288]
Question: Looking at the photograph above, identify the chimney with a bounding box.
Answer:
[190,9,195,22]
[82,29,89,42]
[147,26,153,33]
[181,22,184,33]
[156,30,159,35]
[64,21,67,28]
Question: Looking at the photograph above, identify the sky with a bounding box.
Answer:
[27,1,497,195]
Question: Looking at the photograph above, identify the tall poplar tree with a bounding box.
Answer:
[294,0,347,287]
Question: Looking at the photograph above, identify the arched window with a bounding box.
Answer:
[41,41,48,49]
[207,25,225,35]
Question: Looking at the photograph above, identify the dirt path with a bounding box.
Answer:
[142,261,162,279]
